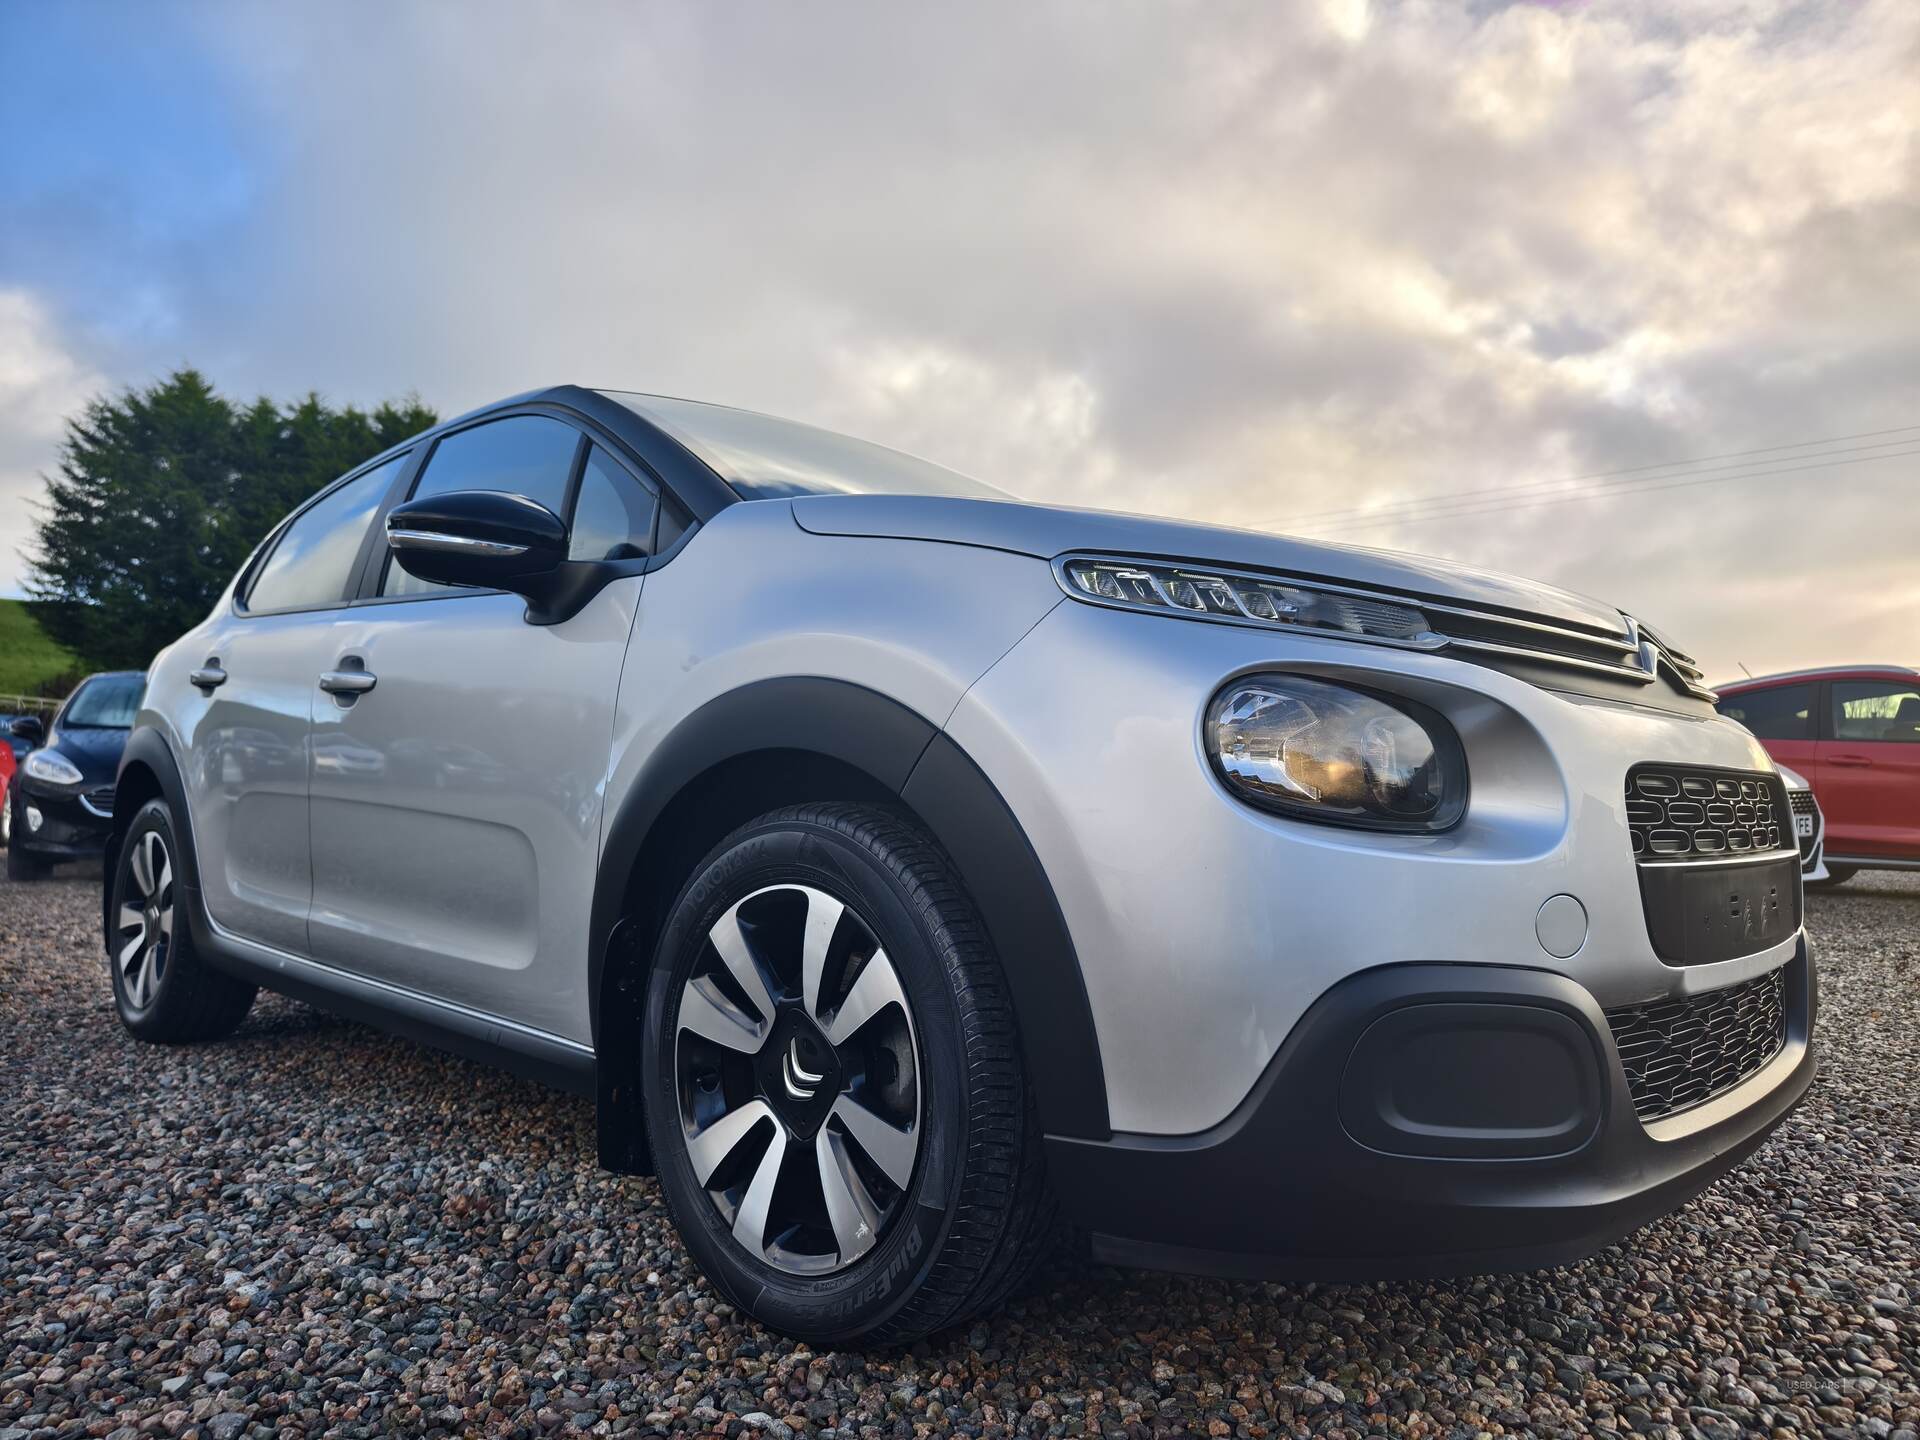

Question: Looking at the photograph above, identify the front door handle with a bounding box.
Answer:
[318,670,378,696]
[1827,753,1874,768]
[190,661,228,693]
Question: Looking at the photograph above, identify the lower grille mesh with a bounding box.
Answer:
[1605,966,1789,1121]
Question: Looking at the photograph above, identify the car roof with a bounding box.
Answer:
[1717,664,1919,693]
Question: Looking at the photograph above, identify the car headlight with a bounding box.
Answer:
[1206,675,1467,832]
[24,748,84,787]
[1056,555,1441,648]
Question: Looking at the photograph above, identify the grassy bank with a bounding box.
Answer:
[0,598,80,698]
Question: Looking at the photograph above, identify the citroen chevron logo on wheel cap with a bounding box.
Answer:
[782,1038,825,1101]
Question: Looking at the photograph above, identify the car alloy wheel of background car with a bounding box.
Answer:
[642,803,1054,1345]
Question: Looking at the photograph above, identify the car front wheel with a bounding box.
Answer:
[643,802,1054,1344]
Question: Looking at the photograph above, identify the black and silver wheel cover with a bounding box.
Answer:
[114,829,174,1011]
[675,884,921,1275]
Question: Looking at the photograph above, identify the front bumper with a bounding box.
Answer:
[1048,938,1815,1279]
[11,783,114,859]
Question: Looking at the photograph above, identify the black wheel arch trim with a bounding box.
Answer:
[589,676,1112,1154]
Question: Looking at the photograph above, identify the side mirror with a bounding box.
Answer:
[9,715,44,744]
[386,490,568,599]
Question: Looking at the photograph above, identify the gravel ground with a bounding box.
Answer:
[2,867,1917,1440]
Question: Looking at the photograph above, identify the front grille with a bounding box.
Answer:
[1787,789,1820,862]
[80,786,115,818]
[1625,764,1787,861]
[1423,610,1713,700]
[1606,966,1789,1121]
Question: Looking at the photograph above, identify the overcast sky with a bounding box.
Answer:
[3,0,1915,680]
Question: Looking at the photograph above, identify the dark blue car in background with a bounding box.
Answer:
[7,671,145,881]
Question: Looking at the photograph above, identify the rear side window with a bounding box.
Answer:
[385,415,582,597]
[1716,684,1813,741]
[568,446,658,561]
[1833,682,1920,744]
[245,456,404,614]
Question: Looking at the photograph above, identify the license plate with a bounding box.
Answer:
[1638,854,1802,965]
[1794,814,1814,838]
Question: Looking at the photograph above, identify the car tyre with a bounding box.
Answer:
[109,798,257,1041]
[643,802,1055,1345]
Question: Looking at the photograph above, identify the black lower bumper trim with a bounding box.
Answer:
[1048,944,1815,1281]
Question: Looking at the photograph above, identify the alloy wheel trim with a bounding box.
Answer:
[113,829,174,1011]
[674,882,922,1277]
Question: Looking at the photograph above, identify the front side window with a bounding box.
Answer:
[568,446,658,561]
[61,673,144,729]
[1716,684,1813,741]
[1833,681,1920,744]
[245,455,405,614]
[384,415,581,597]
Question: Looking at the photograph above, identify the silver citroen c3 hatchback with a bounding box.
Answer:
[111,385,1815,1343]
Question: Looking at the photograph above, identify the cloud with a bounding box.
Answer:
[0,0,1914,675]
[0,290,108,598]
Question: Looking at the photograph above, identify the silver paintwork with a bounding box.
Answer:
[944,597,1791,1133]
[140,464,1808,1142]
[303,583,639,1040]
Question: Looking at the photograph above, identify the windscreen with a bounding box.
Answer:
[62,674,144,729]
[601,391,1008,502]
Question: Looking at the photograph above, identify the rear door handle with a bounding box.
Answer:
[318,670,378,696]
[1827,753,1873,768]
[190,662,227,693]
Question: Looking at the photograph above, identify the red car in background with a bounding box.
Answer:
[1715,664,1920,886]
[0,738,13,850]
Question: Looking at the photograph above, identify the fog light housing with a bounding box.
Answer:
[25,805,44,833]
[1206,675,1466,832]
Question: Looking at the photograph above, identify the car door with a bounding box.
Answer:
[305,414,658,1042]
[1817,678,1920,859]
[180,455,408,952]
